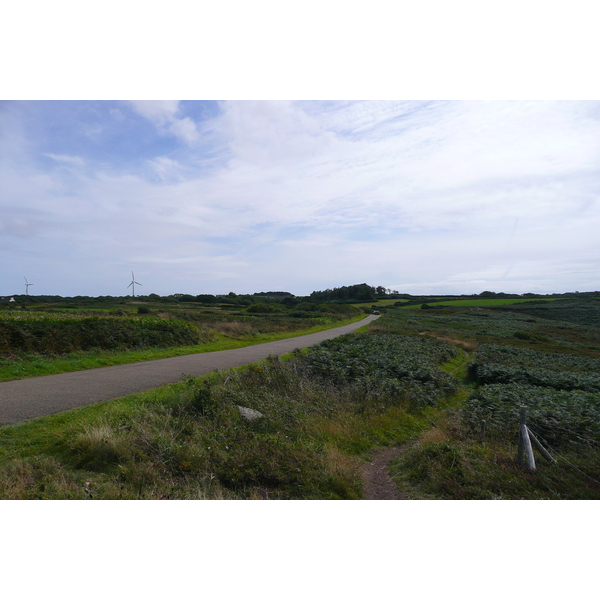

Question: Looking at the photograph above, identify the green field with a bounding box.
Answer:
[1,293,599,499]
[379,299,600,499]
[401,298,559,308]
[352,298,410,309]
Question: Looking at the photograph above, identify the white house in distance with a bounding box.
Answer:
[2,297,16,303]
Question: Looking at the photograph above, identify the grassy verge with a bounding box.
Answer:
[0,314,366,382]
[0,327,457,500]
[388,423,600,500]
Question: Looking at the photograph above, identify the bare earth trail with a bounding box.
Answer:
[362,445,412,500]
[0,315,379,426]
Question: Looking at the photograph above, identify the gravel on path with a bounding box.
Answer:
[0,314,379,425]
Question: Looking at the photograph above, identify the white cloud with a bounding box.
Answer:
[129,100,200,144]
[2,100,600,296]
[44,153,86,167]
[148,156,184,182]
[217,100,337,166]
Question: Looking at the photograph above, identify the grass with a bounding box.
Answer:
[351,298,410,309]
[0,313,366,382]
[0,322,457,500]
[398,298,559,308]
[389,431,600,500]
[2,297,598,500]
[381,298,600,499]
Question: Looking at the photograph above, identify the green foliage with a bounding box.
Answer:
[0,315,200,356]
[377,299,600,499]
[0,297,366,381]
[464,342,600,450]
[0,328,452,499]
[375,300,600,356]
[309,283,376,303]
[469,344,600,392]
[183,377,219,417]
[489,298,600,328]
[304,333,458,406]
[4,292,598,500]
[246,303,285,314]
[463,383,600,449]
[390,438,600,500]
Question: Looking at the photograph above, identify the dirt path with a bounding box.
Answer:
[363,347,470,500]
[362,445,413,500]
[0,315,379,426]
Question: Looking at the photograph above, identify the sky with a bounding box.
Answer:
[1,99,599,297]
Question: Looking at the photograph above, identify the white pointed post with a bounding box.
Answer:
[518,406,536,471]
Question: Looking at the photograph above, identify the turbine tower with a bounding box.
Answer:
[128,272,142,297]
[24,277,33,295]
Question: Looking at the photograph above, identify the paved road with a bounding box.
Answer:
[0,315,379,425]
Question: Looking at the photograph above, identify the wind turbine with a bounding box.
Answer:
[24,277,33,295]
[128,272,142,297]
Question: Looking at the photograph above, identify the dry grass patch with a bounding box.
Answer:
[419,332,478,352]
[419,426,450,444]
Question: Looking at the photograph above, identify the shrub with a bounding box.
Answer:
[468,344,600,392]
[303,333,458,406]
[246,303,284,314]
[0,315,200,355]
[463,383,600,448]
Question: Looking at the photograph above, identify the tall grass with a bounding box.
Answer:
[0,332,458,499]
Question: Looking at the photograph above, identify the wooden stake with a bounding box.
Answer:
[527,427,557,464]
[517,406,526,465]
[521,424,536,471]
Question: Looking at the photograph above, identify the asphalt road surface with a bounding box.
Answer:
[0,314,379,426]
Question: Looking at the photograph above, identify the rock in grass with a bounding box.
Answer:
[237,405,264,421]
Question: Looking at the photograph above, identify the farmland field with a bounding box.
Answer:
[399,297,560,308]
[0,293,598,499]
[382,297,600,499]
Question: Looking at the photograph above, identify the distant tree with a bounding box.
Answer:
[310,283,376,303]
[296,302,318,311]
[246,303,284,313]
[282,296,299,307]
[175,294,198,302]
[254,291,294,297]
